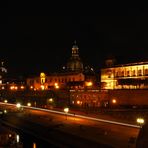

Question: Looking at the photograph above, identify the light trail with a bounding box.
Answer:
[0,102,141,128]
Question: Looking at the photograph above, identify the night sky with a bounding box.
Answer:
[1,5,148,77]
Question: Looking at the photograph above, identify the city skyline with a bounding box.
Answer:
[1,7,148,76]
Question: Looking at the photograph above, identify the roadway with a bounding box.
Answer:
[0,102,140,148]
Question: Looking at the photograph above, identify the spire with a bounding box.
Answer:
[72,40,79,57]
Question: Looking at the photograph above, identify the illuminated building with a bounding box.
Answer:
[66,41,83,72]
[70,89,101,108]
[27,72,85,90]
[101,61,148,89]
[27,42,97,90]
[0,126,22,147]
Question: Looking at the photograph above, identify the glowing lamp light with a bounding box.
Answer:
[55,85,59,89]
[4,100,8,103]
[8,134,12,138]
[10,86,14,90]
[27,102,31,107]
[64,107,69,113]
[54,83,59,89]
[16,103,21,108]
[4,110,7,114]
[30,86,33,89]
[137,118,145,126]
[15,86,18,90]
[85,81,93,87]
[20,86,24,89]
[49,98,53,102]
[54,83,58,86]
[41,85,45,90]
[16,134,20,143]
[77,100,80,104]
[112,99,117,104]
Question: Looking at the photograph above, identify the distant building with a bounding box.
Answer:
[0,61,7,89]
[101,61,148,89]
[27,42,97,90]
[66,41,84,72]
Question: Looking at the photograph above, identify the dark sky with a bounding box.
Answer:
[1,5,148,77]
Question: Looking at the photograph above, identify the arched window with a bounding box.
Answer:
[121,71,124,76]
[138,69,142,76]
[127,71,130,76]
[132,70,136,76]
[145,69,148,75]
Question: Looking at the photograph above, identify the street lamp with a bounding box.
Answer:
[137,118,145,127]
[27,102,31,107]
[54,83,59,89]
[4,110,7,114]
[4,100,8,103]
[49,98,53,103]
[64,107,69,120]
[112,99,117,104]
[16,103,21,109]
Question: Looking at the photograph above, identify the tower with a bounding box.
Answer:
[66,41,83,72]
[0,61,7,86]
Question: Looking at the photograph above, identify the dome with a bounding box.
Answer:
[66,42,83,72]
[67,57,83,72]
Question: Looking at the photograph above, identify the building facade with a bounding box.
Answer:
[27,42,97,91]
[101,61,148,89]
[27,72,85,90]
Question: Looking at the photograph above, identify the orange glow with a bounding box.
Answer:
[40,72,46,78]
[10,86,14,90]
[33,143,36,148]
[137,118,144,124]
[112,99,117,104]
[20,86,24,89]
[54,83,59,89]
[54,83,58,86]
[49,98,53,102]
[27,102,31,107]
[77,100,80,104]
[15,86,18,90]
[30,86,33,89]
[85,81,93,87]
[41,85,45,90]
[55,85,59,89]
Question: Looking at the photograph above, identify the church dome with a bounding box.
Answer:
[66,42,83,72]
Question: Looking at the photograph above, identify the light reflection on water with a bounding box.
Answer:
[0,125,23,147]
[0,125,52,148]
[33,142,36,148]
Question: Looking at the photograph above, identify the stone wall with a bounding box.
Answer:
[108,89,148,106]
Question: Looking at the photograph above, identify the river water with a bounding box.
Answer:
[0,124,56,148]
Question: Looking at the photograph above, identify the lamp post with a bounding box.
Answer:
[27,102,31,107]
[137,118,145,128]
[64,107,69,120]
[16,103,21,108]
[4,100,8,103]
[16,103,22,112]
